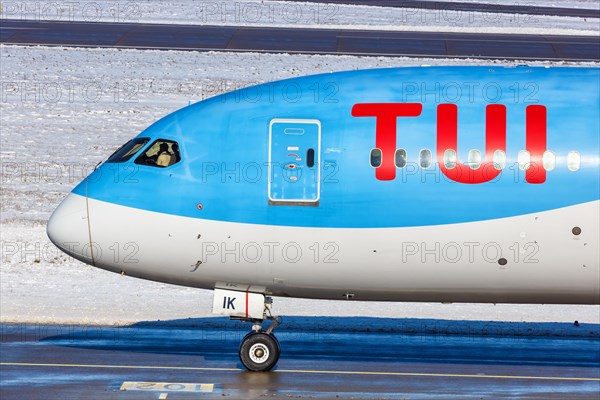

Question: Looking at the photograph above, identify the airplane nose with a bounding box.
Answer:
[47,192,95,265]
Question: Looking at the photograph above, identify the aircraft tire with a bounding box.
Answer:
[239,331,280,371]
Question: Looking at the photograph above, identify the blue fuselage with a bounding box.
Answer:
[77,66,599,228]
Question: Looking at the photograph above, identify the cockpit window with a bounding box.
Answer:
[134,139,181,168]
[106,138,150,163]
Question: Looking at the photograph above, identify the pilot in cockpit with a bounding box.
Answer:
[156,143,172,167]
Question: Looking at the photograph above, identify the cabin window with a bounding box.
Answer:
[419,149,432,168]
[467,149,481,170]
[443,149,456,169]
[542,151,556,171]
[567,151,580,171]
[135,139,181,168]
[395,149,407,168]
[370,148,382,168]
[518,150,531,171]
[306,148,315,168]
[493,150,506,170]
[106,138,150,163]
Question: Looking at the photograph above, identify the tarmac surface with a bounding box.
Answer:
[1,19,599,61]
[1,321,599,399]
[280,0,600,19]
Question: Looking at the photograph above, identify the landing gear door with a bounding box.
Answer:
[268,119,321,205]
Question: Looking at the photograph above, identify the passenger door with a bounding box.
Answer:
[268,119,321,205]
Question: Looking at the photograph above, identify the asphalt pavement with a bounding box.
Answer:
[1,321,599,399]
[277,0,600,19]
[1,19,599,61]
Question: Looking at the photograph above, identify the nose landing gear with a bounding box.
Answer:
[212,287,281,371]
[239,322,280,371]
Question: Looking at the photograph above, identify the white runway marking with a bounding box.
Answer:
[120,381,214,393]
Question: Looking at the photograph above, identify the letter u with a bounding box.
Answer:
[437,104,506,184]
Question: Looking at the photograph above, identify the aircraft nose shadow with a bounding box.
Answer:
[36,316,600,369]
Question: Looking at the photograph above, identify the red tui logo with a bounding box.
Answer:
[352,103,547,184]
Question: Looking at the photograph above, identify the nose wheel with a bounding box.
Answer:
[239,331,280,371]
[213,288,281,371]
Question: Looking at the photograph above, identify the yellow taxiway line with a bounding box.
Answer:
[2,362,599,382]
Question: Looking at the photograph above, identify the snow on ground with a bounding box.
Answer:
[1,44,599,331]
[1,0,598,36]
[424,0,598,8]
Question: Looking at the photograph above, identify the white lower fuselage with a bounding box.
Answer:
[48,193,599,305]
